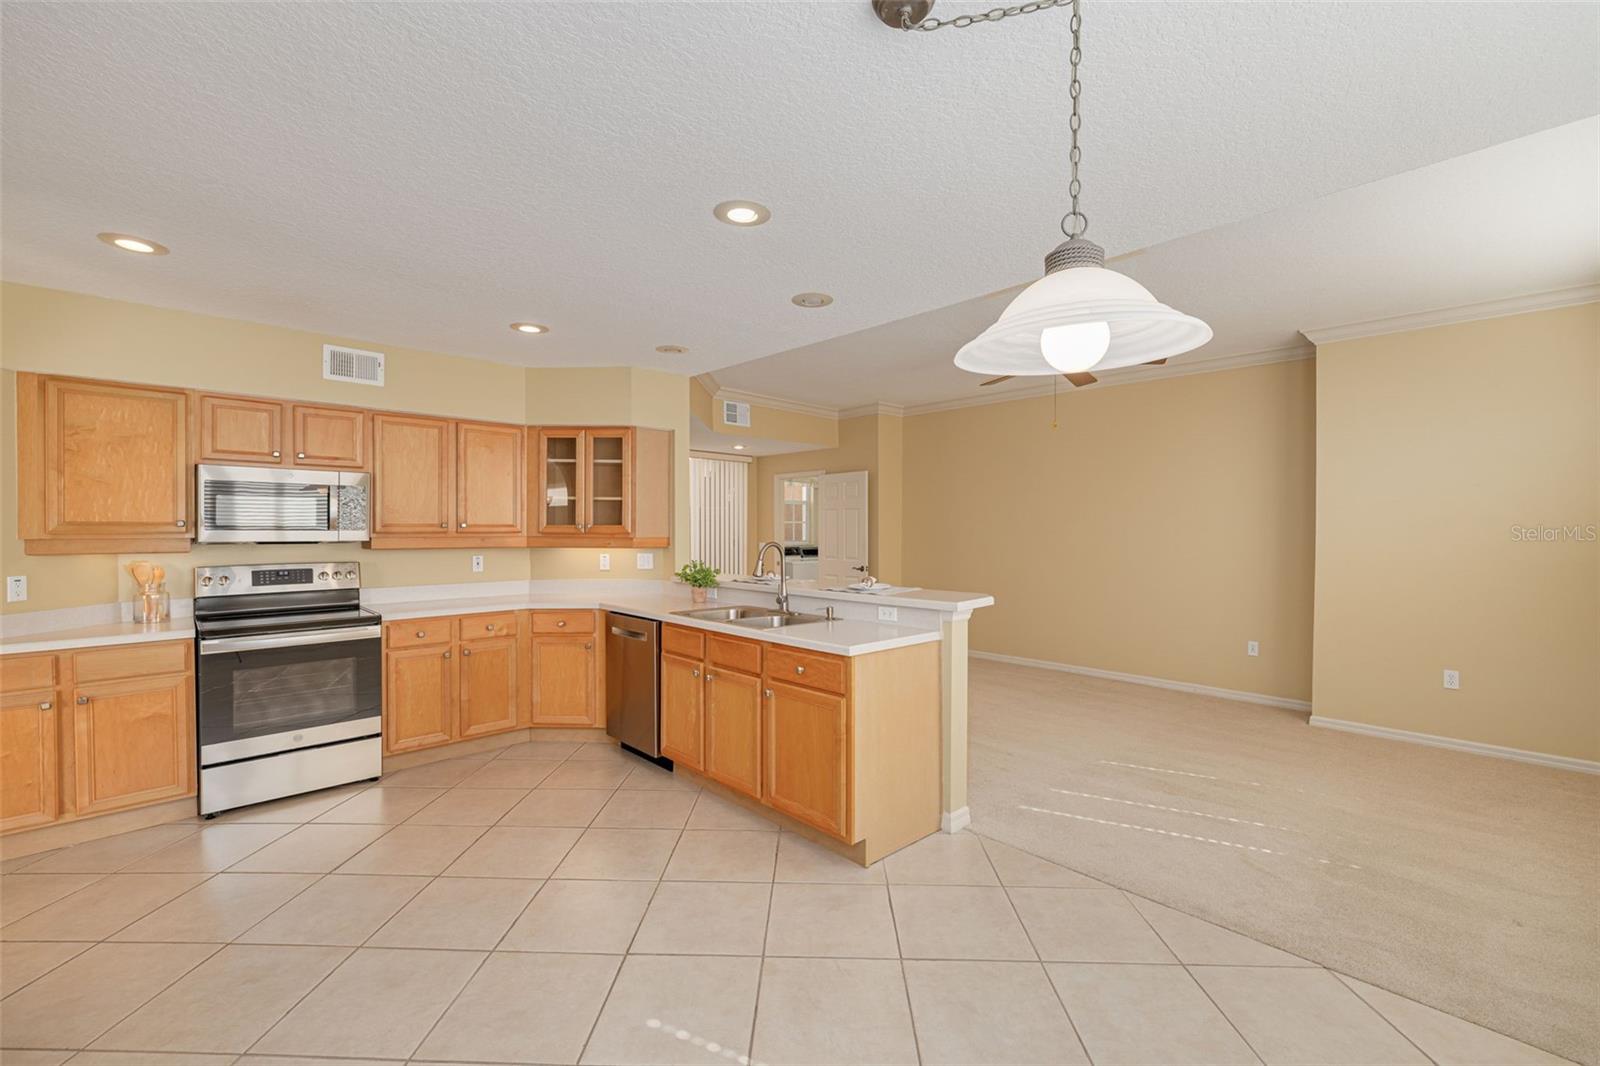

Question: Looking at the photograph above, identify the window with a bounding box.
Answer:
[780,476,815,546]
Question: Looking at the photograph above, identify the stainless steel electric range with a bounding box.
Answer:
[194,562,382,817]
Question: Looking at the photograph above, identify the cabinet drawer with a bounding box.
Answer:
[72,641,190,684]
[662,624,704,660]
[706,634,762,675]
[1,654,56,694]
[530,610,594,635]
[386,618,456,648]
[764,646,847,695]
[456,612,518,638]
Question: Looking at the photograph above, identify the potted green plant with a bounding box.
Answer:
[675,560,719,604]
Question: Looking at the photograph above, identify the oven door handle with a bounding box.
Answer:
[199,624,382,655]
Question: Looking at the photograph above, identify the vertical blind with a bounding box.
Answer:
[690,456,748,578]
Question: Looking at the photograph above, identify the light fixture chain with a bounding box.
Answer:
[901,0,1071,32]
[1061,0,1086,238]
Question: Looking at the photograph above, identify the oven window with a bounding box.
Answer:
[198,635,381,750]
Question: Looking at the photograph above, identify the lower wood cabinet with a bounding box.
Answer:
[529,634,598,726]
[704,666,762,798]
[1,688,59,833]
[660,652,704,768]
[1,640,195,836]
[385,640,457,753]
[458,634,520,738]
[762,680,850,840]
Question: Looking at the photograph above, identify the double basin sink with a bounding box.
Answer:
[673,604,829,629]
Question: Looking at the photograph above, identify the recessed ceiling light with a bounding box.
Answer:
[510,322,549,334]
[733,444,747,450]
[713,200,770,226]
[97,232,168,255]
[791,292,833,308]
[655,344,688,354]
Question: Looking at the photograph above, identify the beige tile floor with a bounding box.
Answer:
[0,734,1573,1066]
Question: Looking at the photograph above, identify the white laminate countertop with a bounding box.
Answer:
[719,577,995,614]
[0,619,196,656]
[374,589,941,656]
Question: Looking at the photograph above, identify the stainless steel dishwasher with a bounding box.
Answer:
[605,612,667,764]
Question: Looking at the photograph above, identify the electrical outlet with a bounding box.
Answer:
[877,605,899,623]
[1247,640,1259,657]
[599,553,611,572]
[1443,669,1460,690]
[470,555,484,573]
[6,576,27,603]
[636,552,654,571]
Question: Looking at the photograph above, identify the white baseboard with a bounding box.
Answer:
[970,650,1312,712]
[941,807,972,834]
[1309,716,1600,775]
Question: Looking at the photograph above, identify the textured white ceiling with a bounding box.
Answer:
[715,116,1600,408]
[2,2,1595,377]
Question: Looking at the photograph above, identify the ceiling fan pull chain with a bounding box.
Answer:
[875,0,1070,32]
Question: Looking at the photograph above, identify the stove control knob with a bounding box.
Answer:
[318,571,330,581]
[200,576,212,588]
[343,570,355,580]
[217,575,231,587]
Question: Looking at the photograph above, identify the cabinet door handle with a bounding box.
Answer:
[462,648,472,657]
[795,665,806,675]
[416,631,427,638]
[692,669,700,678]
[271,450,281,458]
[175,519,186,528]
[484,623,495,631]
[38,701,52,711]
[764,689,774,699]
[556,620,566,628]
[443,650,452,659]
[439,522,447,529]
[459,522,467,528]
[297,451,307,459]
[76,695,89,704]
[704,672,715,682]
[584,642,592,650]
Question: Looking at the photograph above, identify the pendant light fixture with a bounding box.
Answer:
[876,0,1212,380]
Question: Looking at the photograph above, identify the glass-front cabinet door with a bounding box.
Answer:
[537,429,584,535]
[584,428,633,536]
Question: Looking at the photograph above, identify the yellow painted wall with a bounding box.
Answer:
[752,414,903,583]
[902,360,1318,702]
[1314,304,1599,761]
[0,283,689,614]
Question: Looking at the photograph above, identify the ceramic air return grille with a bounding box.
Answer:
[722,400,751,428]
[323,344,385,386]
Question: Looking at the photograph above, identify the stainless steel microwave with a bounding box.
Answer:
[196,464,370,543]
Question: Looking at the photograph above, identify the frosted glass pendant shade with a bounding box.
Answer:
[956,254,1212,377]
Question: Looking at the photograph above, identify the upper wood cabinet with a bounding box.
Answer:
[530,426,668,546]
[456,422,524,535]
[198,394,284,464]
[17,375,191,553]
[372,413,454,534]
[291,404,367,468]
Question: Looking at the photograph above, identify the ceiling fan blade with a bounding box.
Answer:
[1063,372,1097,387]
[978,376,1014,387]
[1143,358,1167,366]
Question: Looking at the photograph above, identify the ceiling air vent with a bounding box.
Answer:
[722,400,751,428]
[323,344,385,386]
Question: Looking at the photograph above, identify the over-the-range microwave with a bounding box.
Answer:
[196,464,370,543]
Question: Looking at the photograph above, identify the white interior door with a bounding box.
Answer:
[816,470,869,587]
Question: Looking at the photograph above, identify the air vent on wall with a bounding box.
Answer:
[722,400,751,428]
[323,344,385,386]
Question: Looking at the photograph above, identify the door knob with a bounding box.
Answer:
[439,522,447,529]
[692,669,700,678]
[484,623,495,631]
[764,689,774,699]
[584,642,592,650]
[704,672,715,682]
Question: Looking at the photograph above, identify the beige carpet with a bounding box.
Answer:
[966,658,1600,1066]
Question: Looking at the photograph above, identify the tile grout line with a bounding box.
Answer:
[976,833,1095,1066]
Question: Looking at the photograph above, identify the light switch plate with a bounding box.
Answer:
[5,576,26,603]
[877,605,899,623]
[1443,669,1460,690]
[636,552,654,570]
[470,555,484,573]
[599,553,611,572]
[1247,640,1259,657]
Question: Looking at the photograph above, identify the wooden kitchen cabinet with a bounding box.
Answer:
[291,404,367,468]
[458,634,520,738]
[372,413,454,535]
[72,671,194,817]
[198,394,285,465]
[529,426,669,546]
[17,374,192,554]
[763,680,850,839]
[456,421,524,534]
[529,633,598,726]
[1,688,59,833]
[704,660,763,799]
[660,652,704,770]
[384,640,457,753]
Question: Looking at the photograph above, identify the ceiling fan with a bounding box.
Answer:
[978,358,1166,389]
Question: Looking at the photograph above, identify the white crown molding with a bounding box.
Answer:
[903,344,1315,417]
[1300,284,1600,346]
[694,371,722,393]
[839,401,906,419]
[712,386,839,421]
[1309,716,1599,775]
